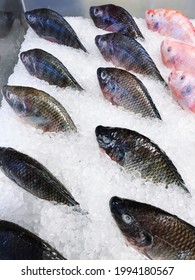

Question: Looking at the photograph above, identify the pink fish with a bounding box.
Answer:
[168,70,195,112]
[161,39,195,71]
[145,8,195,44]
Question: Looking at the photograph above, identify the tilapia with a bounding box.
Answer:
[0,11,14,38]
[110,196,195,260]
[0,220,65,260]
[168,70,195,113]
[20,48,83,90]
[25,8,87,52]
[0,147,79,206]
[97,67,161,119]
[145,9,195,44]
[95,126,189,193]
[90,4,144,39]
[95,33,166,86]
[2,85,77,132]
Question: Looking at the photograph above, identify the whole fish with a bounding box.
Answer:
[90,4,144,39]
[0,11,14,38]
[95,33,166,86]
[0,147,79,206]
[168,70,195,113]
[25,8,87,52]
[2,85,77,132]
[161,39,195,72]
[0,220,65,260]
[145,8,195,44]
[95,126,189,193]
[110,196,195,260]
[20,48,83,90]
[97,67,161,119]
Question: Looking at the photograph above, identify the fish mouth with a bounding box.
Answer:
[95,125,105,138]
[109,196,124,214]
[20,52,27,63]
[89,6,95,17]
[95,35,102,47]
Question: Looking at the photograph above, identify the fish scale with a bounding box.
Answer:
[95,33,166,86]
[110,197,195,259]
[0,220,66,260]
[2,85,77,132]
[95,126,189,193]
[20,48,83,90]
[97,67,161,119]
[0,147,79,206]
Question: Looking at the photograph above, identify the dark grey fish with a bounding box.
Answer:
[95,33,167,86]
[25,8,87,52]
[0,147,79,206]
[2,85,77,133]
[97,67,161,119]
[95,126,189,193]
[90,4,144,39]
[20,48,83,90]
[0,220,65,260]
[110,196,195,259]
[0,11,14,38]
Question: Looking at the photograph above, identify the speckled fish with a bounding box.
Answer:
[168,70,195,113]
[25,8,87,52]
[0,11,14,38]
[0,147,79,206]
[2,85,77,132]
[97,67,161,119]
[95,33,166,86]
[161,39,195,72]
[110,196,195,259]
[20,48,83,90]
[145,8,195,44]
[95,126,189,193]
[0,220,66,260]
[90,4,144,39]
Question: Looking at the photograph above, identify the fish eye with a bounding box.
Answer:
[102,135,111,144]
[94,8,100,16]
[27,14,34,22]
[101,70,108,80]
[122,214,132,224]
[180,75,185,80]
[167,47,171,52]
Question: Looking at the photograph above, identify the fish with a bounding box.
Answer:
[161,39,195,72]
[0,147,79,206]
[168,70,195,113]
[89,4,144,39]
[95,33,166,86]
[145,8,195,44]
[2,85,77,132]
[95,126,189,193]
[0,220,66,260]
[0,11,14,38]
[20,48,83,90]
[97,67,161,119]
[110,196,195,260]
[25,8,87,52]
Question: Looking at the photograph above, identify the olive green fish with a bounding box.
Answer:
[20,48,83,90]
[95,126,189,193]
[0,147,79,206]
[0,220,66,260]
[110,196,195,259]
[97,67,161,119]
[2,85,77,133]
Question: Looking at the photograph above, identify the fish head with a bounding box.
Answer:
[25,11,37,25]
[95,34,115,62]
[90,4,122,32]
[25,10,45,37]
[110,196,153,249]
[2,85,27,116]
[95,126,129,164]
[97,67,118,103]
[161,40,178,68]
[20,50,36,75]
[145,9,161,31]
